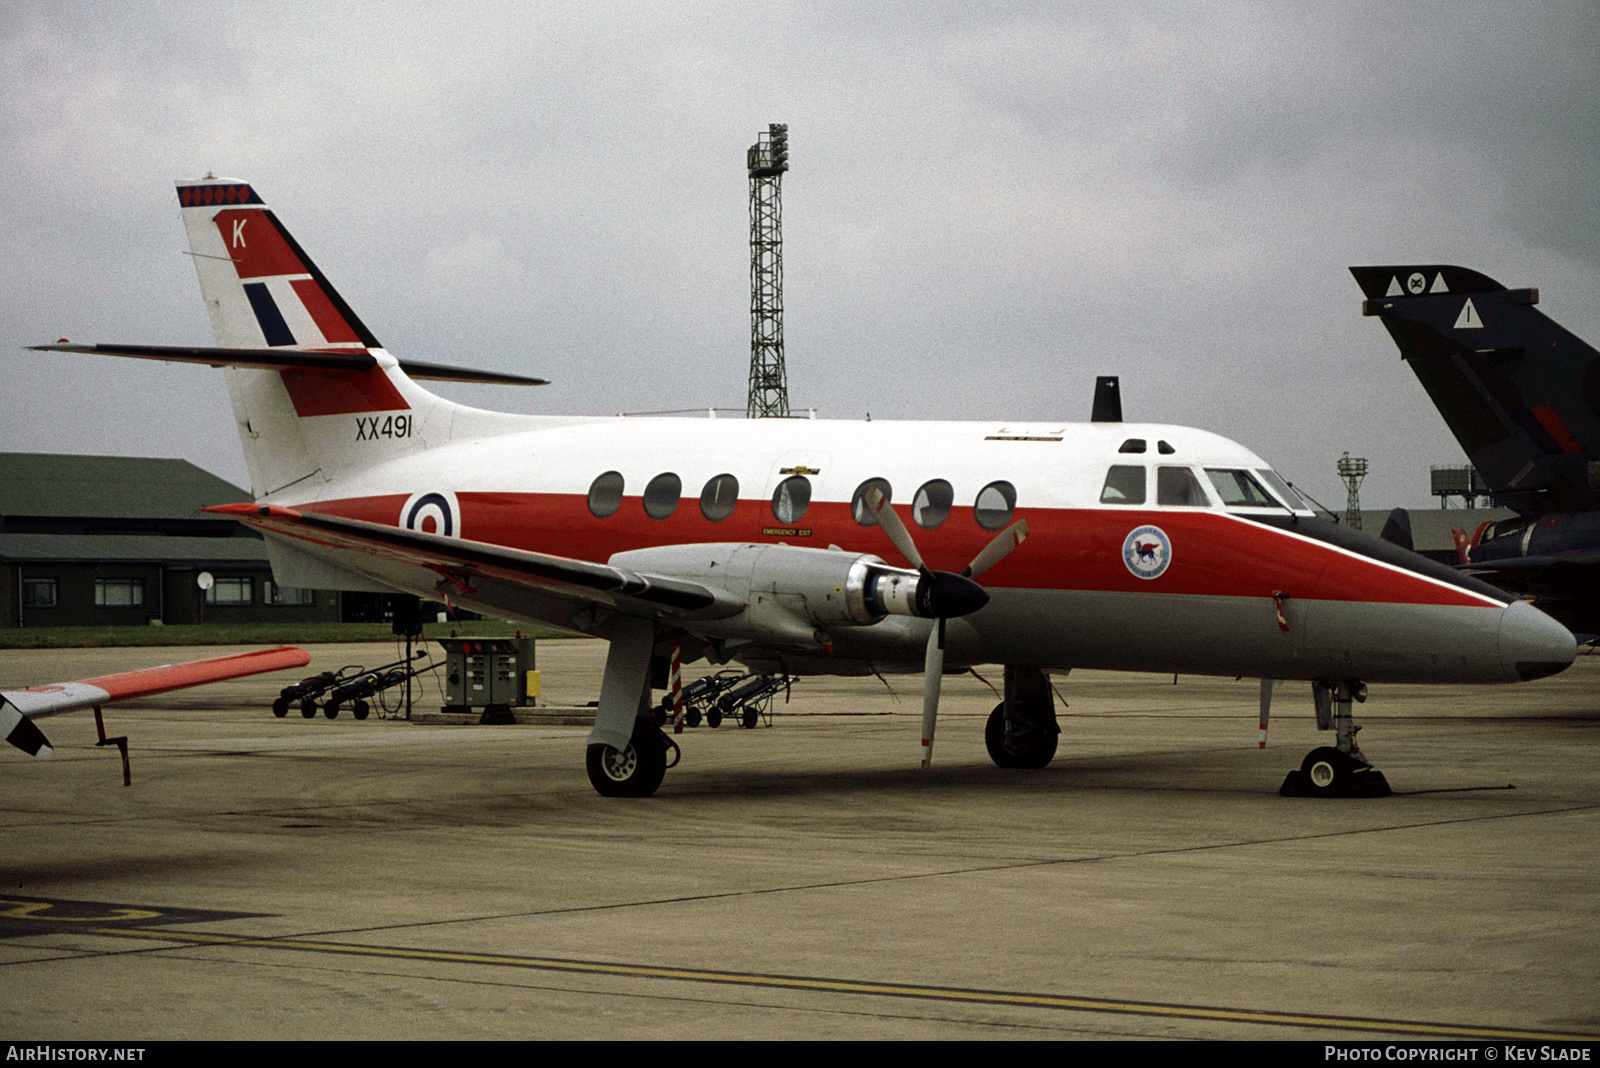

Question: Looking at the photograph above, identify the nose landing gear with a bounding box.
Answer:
[1280,679,1392,797]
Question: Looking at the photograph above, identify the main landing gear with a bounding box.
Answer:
[1280,679,1391,798]
[586,717,680,798]
[985,664,1061,769]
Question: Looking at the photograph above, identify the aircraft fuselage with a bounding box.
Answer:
[259,413,1571,686]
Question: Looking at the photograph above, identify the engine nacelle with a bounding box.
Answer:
[610,543,933,629]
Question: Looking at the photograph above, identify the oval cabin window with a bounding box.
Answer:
[588,471,624,518]
[771,475,812,525]
[643,473,682,519]
[850,478,892,527]
[700,473,739,522]
[912,479,953,529]
[973,481,1016,530]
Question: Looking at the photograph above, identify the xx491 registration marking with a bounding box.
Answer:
[356,414,412,441]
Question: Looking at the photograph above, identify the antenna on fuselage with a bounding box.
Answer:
[1091,376,1122,422]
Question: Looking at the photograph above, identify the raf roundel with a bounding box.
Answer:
[1122,525,1172,580]
[402,490,460,538]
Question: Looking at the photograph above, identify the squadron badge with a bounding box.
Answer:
[1122,525,1171,580]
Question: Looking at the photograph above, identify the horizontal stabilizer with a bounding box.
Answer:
[1,647,309,760]
[29,343,548,388]
[0,647,312,723]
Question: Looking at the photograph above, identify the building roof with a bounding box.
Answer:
[0,533,270,565]
[0,453,251,521]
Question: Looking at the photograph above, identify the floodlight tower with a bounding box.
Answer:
[1337,451,1369,529]
[746,123,790,418]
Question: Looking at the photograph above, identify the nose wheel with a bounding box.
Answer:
[1280,680,1391,797]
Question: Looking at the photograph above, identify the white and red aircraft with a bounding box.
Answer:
[30,177,1576,797]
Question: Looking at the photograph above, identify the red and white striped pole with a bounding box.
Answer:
[669,636,684,734]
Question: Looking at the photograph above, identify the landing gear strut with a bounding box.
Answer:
[985,664,1060,769]
[1280,679,1391,797]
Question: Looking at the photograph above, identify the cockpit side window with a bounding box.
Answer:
[1255,469,1311,512]
[1204,468,1279,508]
[1100,465,1146,505]
[1157,466,1210,507]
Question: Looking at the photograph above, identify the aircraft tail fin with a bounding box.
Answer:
[1352,265,1600,514]
[1379,507,1413,552]
[1451,521,1492,565]
[165,177,539,499]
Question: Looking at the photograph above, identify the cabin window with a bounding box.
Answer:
[974,481,1017,530]
[1100,465,1146,505]
[699,474,739,522]
[94,578,145,607]
[1204,468,1279,508]
[587,471,624,518]
[1157,440,1175,454]
[643,473,682,519]
[772,475,812,524]
[912,479,954,529]
[1157,466,1210,507]
[851,478,892,527]
[1118,439,1147,454]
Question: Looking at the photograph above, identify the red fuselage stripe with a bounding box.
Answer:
[296,493,1496,609]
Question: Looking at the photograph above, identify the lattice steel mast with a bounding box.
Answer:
[747,123,790,418]
[1337,451,1369,530]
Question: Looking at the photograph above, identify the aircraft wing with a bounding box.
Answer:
[205,504,734,619]
[1468,551,1600,573]
[1,646,311,759]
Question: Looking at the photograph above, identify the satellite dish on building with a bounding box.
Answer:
[197,572,214,591]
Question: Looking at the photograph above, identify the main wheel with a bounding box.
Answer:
[985,703,1058,769]
[1300,746,1353,797]
[587,735,668,797]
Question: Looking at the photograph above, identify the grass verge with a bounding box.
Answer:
[0,621,586,649]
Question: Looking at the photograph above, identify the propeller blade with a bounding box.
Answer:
[920,619,945,768]
[963,519,1029,580]
[864,486,924,572]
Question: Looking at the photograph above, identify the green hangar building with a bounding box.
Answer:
[0,452,340,628]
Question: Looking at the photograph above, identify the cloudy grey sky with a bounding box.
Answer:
[2,1,1596,509]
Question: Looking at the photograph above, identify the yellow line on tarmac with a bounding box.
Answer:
[89,925,1598,1041]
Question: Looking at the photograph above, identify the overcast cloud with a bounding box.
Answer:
[2,1,1596,510]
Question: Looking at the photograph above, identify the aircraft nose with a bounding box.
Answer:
[1499,600,1576,681]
